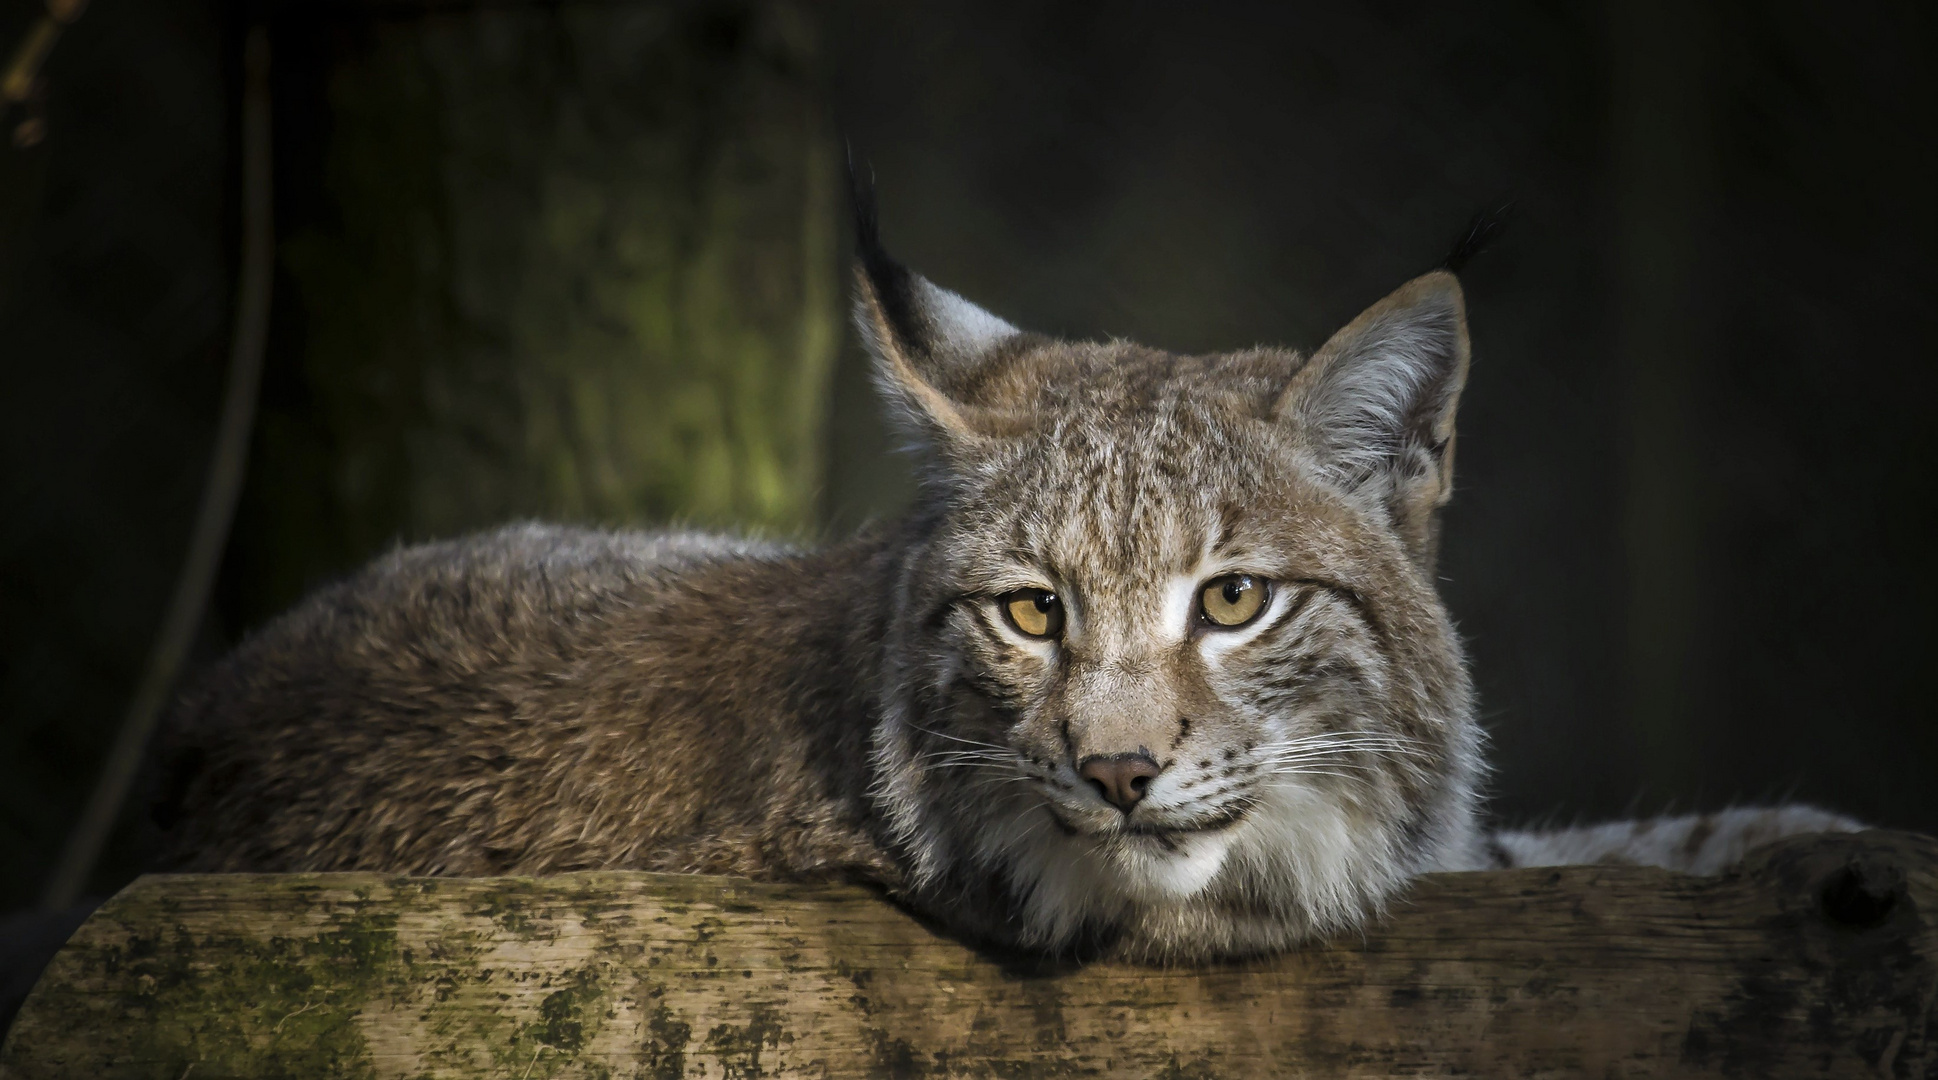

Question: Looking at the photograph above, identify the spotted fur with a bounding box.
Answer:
[155,223,1857,961]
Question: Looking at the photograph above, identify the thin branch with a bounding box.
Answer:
[38,24,275,911]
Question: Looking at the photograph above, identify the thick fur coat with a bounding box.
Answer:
[155,199,1856,961]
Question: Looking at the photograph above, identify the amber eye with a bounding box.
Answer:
[999,588,1064,638]
[1200,574,1268,628]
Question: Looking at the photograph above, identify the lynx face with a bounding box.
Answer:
[855,211,1486,959]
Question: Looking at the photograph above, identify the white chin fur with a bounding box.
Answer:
[964,770,1429,953]
[1108,829,1235,902]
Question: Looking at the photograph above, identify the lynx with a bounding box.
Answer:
[155,189,1857,961]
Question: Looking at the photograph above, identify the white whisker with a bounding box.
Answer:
[903,722,1011,752]
[918,750,1013,768]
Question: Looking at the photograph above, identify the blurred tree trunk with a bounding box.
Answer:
[225,0,840,625]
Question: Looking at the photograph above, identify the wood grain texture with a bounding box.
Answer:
[2,830,1932,1079]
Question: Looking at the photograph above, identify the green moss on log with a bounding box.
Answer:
[3,832,1937,1077]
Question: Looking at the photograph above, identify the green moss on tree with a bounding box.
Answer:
[230,2,839,623]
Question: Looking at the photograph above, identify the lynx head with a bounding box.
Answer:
[856,193,1484,961]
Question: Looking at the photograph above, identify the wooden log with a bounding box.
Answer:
[1,830,1932,1078]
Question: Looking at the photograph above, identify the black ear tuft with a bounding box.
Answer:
[846,144,884,272]
[1442,202,1514,275]
[846,146,920,343]
[846,154,1026,444]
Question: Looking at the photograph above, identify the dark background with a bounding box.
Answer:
[1,0,1934,914]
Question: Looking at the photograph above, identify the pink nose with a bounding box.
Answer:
[1078,753,1163,812]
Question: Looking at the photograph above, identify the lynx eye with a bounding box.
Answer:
[999,588,1064,639]
[1200,574,1268,628]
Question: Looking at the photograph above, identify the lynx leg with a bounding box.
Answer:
[1487,806,1863,875]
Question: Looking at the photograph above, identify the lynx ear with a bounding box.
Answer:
[849,172,1026,448]
[1275,270,1471,564]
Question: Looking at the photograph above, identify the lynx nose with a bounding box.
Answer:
[1078,753,1163,813]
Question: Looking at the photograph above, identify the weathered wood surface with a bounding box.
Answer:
[1,830,1932,1079]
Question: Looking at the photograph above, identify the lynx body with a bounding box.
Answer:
[157,207,1856,960]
